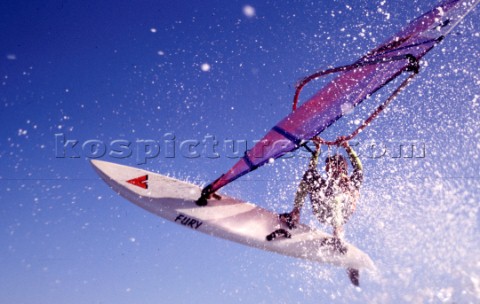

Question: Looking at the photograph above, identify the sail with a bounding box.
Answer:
[205,0,479,195]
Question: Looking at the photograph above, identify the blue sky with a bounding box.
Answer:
[1,0,479,303]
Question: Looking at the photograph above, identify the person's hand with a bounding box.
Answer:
[337,136,349,148]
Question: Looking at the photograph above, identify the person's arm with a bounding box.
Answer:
[341,141,363,189]
[308,147,320,169]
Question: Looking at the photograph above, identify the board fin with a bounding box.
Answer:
[347,268,360,286]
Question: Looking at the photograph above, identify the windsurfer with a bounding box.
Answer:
[280,138,363,253]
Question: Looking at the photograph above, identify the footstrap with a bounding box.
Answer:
[266,229,292,241]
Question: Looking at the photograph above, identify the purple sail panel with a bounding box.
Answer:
[207,0,479,194]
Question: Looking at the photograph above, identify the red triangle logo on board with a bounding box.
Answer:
[127,175,148,189]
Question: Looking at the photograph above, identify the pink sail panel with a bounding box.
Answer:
[206,0,479,194]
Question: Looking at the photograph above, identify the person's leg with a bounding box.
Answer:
[279,180,308,229]
[330,198,348,254]
[333,225,344,239]
[332,197,345,239]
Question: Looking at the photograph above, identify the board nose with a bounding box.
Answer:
[90,159,111,176]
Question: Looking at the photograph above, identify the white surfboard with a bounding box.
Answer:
[91,160,375,280]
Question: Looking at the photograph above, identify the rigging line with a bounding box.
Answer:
[292,53,418,111]
[367,36,444,60]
